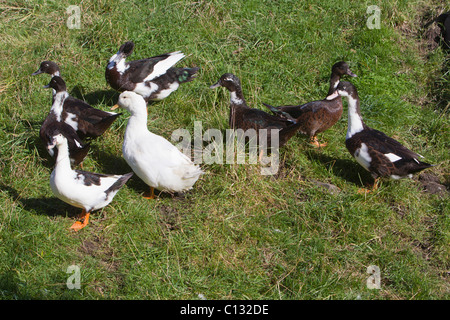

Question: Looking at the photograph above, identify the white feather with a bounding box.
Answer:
[346,96,364,139]
[52,92,69,122]
[230,91,244,105]
[354,143,372,171]
[108,52,129,73]
[134,82,159,98]
[153,82,179,101]
[143,51,185,82]
[65,112,78,131]
[384,153,402,163]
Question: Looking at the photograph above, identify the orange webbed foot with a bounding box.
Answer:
[70,211,90,231]
[309,136,328,148]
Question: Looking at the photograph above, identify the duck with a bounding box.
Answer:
[32,60,62,96]
[44,76,121,140]
[209,73,304,149]
[105,41,199,102]
[330,81,433,191]
[49,133,133,231]
[263,61,357,147]
[32,60,61,77]
[40,84,90,167]
[111,91,204,198]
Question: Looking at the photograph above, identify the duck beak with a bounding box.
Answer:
[43,84,50,88]
[209,82,221,89]
[32,69,43,76]
[347,70,357,77]
[326,91,339,100]
[111,104,120,110]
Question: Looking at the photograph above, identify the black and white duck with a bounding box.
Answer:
[330,81,433,191]
[105,41,199,101]
[49,133,133,231]
[44,76,121,140]
[40,83,90,167]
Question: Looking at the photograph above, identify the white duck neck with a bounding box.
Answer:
[126,104,149,132]
[51,91,68,121]
[346,95,365,139]
[55,141,72,171]
[229,85,249,109]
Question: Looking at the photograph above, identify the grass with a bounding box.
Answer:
[0,0,449,300]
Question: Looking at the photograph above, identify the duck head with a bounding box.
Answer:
[326,81,358,100]
[32,61,60,76]
[209,73,242,92]
[46,132,67,156]
[111,91,147,114]
[118,41,135,57]
[49,133,67,149]
[43,76,67,93]
[107,41,134,69]
[332,61,357,78]
[336,81,358,97]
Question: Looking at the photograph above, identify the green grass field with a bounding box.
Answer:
[0,0,448,300]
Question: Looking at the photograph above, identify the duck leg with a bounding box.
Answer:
[143,186,155,199]
[70,210,90,231]
[357,178,380,194]
[309,136,328,148]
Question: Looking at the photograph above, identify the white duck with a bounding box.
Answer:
[112,91,203,198]
[49,133,133,231]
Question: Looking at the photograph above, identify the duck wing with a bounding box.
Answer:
[73,170,133,190]
[127,51,185,83]
[363,127,424,161]
[237,108,293,131]
[281,100,329,119]
[63,96,120,138]
[64,97,118,118]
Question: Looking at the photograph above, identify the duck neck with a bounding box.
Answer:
[126,107,149,133]
[51,91,69,121]
[229,87,247,107]
[327,73,341,96]
[54,141,72,172]
[346,94,365,139]
[108,53,127,73]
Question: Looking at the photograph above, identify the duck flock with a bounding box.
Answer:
[32,41,434,231]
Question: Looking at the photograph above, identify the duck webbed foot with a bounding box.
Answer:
[309,136,328,148]
[357,178,380,194]
[70,210,90,231]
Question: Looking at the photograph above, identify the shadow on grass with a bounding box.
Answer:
[0,270,37,299]
[20,197,79,218]
[70,87,120,106]
[305,150,373,187]
[1,184,77,217]
[0,269,81,299]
